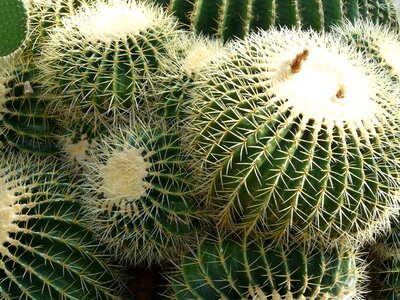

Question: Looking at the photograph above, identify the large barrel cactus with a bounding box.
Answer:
[168,234,363,299]
[38,0,183,129]
[0,153,121,299]
[0,53,60,155]
[186,27,400,245]
[149,0,398,42]
[80,120,203,265]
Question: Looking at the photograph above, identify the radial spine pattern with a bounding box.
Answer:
[187,28,400,245]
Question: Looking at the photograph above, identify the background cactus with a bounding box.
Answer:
[148,0,399,43]
[0,0,28,56]
[0,153,121,299]
[185,27,400,245]
[80,120,203,266]
[0,53,60,155]
[168,234,364,299]
[38,0,183,130]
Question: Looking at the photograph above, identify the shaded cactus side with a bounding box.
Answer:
[185,27,400,245]
[80,120,204,266]
[167,234,365,299]
[0,153,122,299]
[0,53,60,155]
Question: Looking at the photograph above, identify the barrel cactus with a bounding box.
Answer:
[0,153,121,299]
[0,53,60,155]
[0,0,28,56]
[149,0,399,42]
[185,27,400,245]
[153,34,226,124]
[80,120,203,265]
[168,234,364,299]
[38,0,183,129]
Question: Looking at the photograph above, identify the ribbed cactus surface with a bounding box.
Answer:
[186,28,400,244]
[169,235,362,299]
[39,0,182,128]
[81,121,202,265]
[0,154,120,299]
[0,0,27,56]
[0,54,59,155]
[150,0,398,42]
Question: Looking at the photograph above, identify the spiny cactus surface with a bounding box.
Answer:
[0,54,60,155]
[81,121,202,265]
[150,0,398,42]
[0,154,120,299]
[0,0,27,56]
[38,0,182,129]
[186,28,400,245]
[168,234,363,299]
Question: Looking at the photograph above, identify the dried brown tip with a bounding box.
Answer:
[336,86,346,99]
[290,49,309,74]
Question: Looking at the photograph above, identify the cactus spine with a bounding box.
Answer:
[168,234,364,299]
[0,154,120,299]
[81,121,202,265]
[186,28,400,244]
[38,0,182,129]
[0,0,27,56]
[155,0,399,42]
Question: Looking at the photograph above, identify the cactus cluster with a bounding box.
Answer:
[0,0,399,299]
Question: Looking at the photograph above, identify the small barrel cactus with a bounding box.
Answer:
[38,0,183,129]
[0,53,60,155]
[149,0,398,42]
[0,153,121,299]
[0,0,28,56]
[153,34,226,124]
[168,234,364,299]
[186,27,400,245]
[80,120,203,265]
[331,20,400,81]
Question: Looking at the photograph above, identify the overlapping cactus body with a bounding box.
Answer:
[154,0,398,42]
[0,54,59,155]
[81,121,202,265]
[154,35,225,124]
[39,0,181,128]
[169,235,362,299]
[0,154,120,299]
[0,0,27,56]
[187,28,400,244]
[332,21,400,82]
[25,0,94,53]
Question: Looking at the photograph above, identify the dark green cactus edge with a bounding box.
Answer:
[150,0,398,42]
[0,53,60,155]
[0,154,121,299]
[80,121,203,266]
[167,234,363,299]
[0,0,28,56]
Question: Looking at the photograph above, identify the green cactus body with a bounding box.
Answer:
[154,35,226,124]
[0,0,27,56]
[169,235,362,299]
[154,0,398,42]
[0,54,59,155]
[332,21,400,83]
[0,154,120,299]
[81,121,202,265]
[39,0,181,128]
[186,28,400,244]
